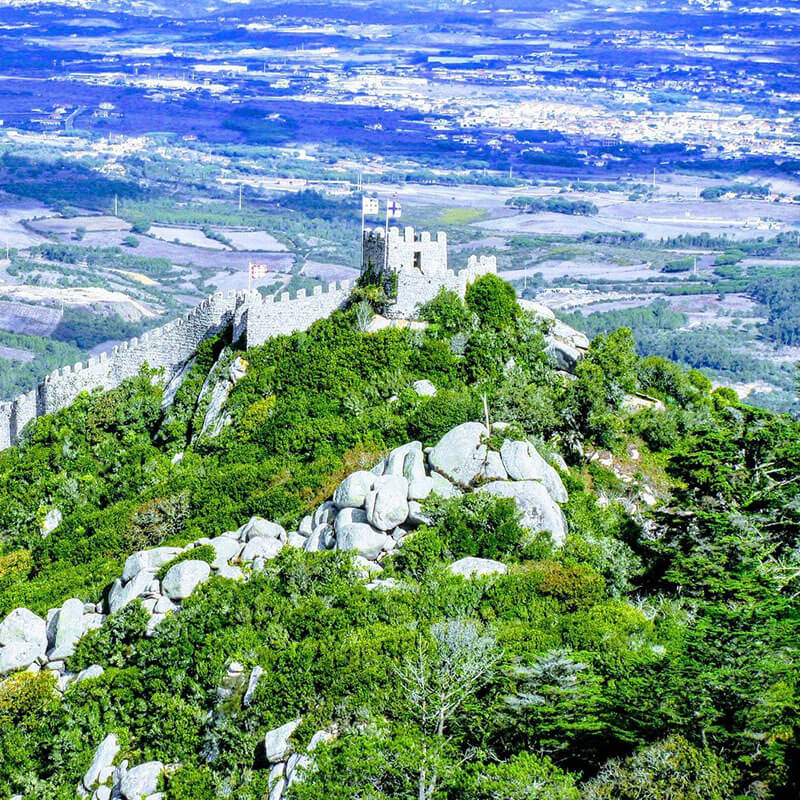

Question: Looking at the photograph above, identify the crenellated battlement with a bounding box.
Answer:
[0,233,495,451]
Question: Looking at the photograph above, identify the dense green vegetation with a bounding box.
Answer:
[0,275,798,799]
[30,243,173,279]
[700,182,770,200]
[0,154,144,211]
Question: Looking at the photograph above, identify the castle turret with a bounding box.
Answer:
[362,226,448,281]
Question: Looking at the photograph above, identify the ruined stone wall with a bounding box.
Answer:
[0,292,248,451]
[388,253,497,319]
[238,282,352,348]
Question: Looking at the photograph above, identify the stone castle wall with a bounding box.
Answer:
[0,292,248,451]
[363,227,496,319]
[0,229,494,451]
[389,252,497,318]
[237,281,352,348]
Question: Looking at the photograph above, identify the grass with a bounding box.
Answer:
[438,207,486,225]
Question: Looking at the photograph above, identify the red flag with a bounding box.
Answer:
[249,263,269,280]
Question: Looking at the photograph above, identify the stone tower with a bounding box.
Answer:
[362,226,448,283]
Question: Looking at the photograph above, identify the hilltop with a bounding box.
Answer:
[0,270,798,800]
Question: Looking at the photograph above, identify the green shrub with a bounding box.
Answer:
[425,493,529,561]
[68,602,150,671]
[465,274,520,331]
[156,544,216,580]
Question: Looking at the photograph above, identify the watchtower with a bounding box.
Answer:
[362,226,448,282]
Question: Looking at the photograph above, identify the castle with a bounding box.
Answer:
[0,227,496,451]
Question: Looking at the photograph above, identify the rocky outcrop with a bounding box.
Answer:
[263,719,337,800]
[0,421,570,691]
[519,299,590,374]
[428,422,504,487]
[480,480,567,546]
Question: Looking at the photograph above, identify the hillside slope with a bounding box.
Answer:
[0,276,798,800]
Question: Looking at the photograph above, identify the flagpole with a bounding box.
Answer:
[360,201,365,273]
[384,200,390,274]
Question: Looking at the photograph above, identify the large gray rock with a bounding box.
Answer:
[336,523,391,560]
[75,664,105,684]
[83,734,119,790]
[430,471,460,498]
[402,447,427,484]
[199,379,234,439]
[333,471,374,508]
[288,532,308,549]
[412,379,437,397]
[0,607,47,652]
[41,508,62,536]
[268,764,286,800]
[237,517,286,542]
[384,442,422,479]
[449,557,508,578]
[428,422,489,488]
[312,501,337,527]
[49,597,86,657]
[298,515,314,536]
[0,641,42,675]
[206,536,242,569]
[243,665,264,707]
[546,338,582,372]
[304,524,334,553]
[265,718,302,763]
[500,439,568,503]
[479,480,567,546]
[108,569,156,614]
[119,761,163,800]
[334,507,367,535]
[122,548,182,583]
[286,752,312,787]
[408,475,435,501]
[479,450,508,482]
[240,536,282,562]
[365,475,409,531]
[161,560,211,601]
[552,318,590,350]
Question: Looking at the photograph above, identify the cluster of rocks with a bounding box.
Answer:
[80,733,171,800]
[295,421,568,581]
[264,718,336,800]
[0,600,105,686]
[1,417,573,800]
[106,517,304,635]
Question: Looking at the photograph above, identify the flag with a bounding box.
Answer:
[362,196,379,216]
[249,263,269,280]
[387,196,402,219]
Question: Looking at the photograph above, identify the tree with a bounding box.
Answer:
[583,328,639,407]
[465,274,520,332]
[582,736,736,800]
[395,619,501,800]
